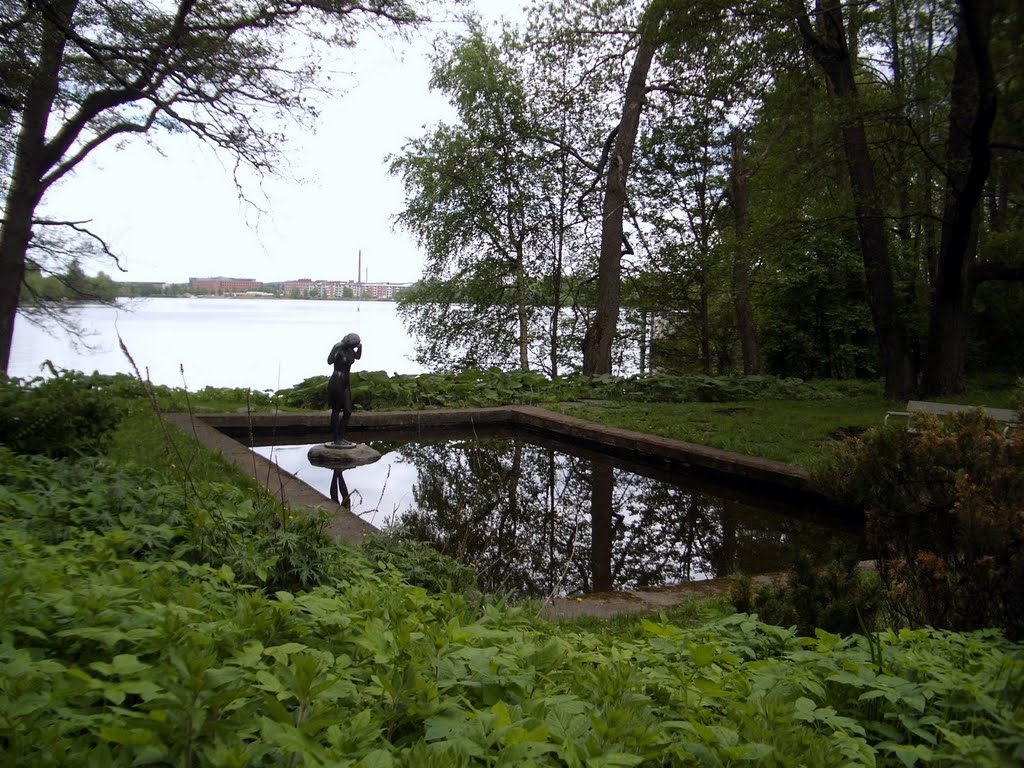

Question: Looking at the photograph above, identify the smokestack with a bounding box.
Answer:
[357,249,362,285]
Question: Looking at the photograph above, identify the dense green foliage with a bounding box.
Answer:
[0,369,126,457]
[107,411,270,492]
[4,367,1015,473]
[731,554,882,637]
[0,449,345,594]
[276,368,884,411]
[20,260,119,306]
[386,0,1024,399]
[554,377,1018,466]
[0,368,276,421]
[1,366,1022,764]
[817,413,1024,639]
[557,397,888,467]
[362,532,480,595]
[3,510,1022,765]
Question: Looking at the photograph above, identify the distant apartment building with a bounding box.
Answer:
[190,276,261,294]
[284,279,353,298]
[282,278,316,297]
[321,281,347,298]
[283,278,407,299]
[361,282,402,299]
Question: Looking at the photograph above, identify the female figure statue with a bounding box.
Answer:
[327,333,362,446]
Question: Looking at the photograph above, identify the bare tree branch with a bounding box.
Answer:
[32,217,127,272]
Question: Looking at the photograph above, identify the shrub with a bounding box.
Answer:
[274,370,882,412]
[0,447,352,594]
[0,370,127,457]
[730,552,880,636]
[362,530,479,594]
[816,411,1024,638]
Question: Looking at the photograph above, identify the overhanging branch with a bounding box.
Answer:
[31,217,127,272]
[42,110,159,190]
[971,261,1024,286]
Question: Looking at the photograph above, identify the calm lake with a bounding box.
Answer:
[10,297,421,390]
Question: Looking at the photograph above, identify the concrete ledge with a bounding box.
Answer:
[162,413,378,544]
[507,406,812,501]
[199,405,820,507]
[202,406,517,439]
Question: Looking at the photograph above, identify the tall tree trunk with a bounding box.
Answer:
[638,310,647,373]
[907,2,941,380]
[582,2,666,375]
[0,0,78,373]
[922,0,996,395]
[730,129,761,374]
[549,75,572,380]
[699,277,711,375]
[589,460,614,593]
[549,147,568,378]
[514,241,530,371]
[793,0,914,399]
[550,227,562,378]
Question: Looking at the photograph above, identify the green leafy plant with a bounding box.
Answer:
[0,447,351,594]
[2,367,1022,765]
[362,530,480,594]
[275,369,885,412]
[0,369,128,457]
[3,519,1022,767]
[730,552,881,636]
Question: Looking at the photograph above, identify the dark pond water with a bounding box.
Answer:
[254,431,863,599]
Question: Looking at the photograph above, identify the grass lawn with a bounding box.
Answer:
[553,380,1018,468]
[552,398,881,468]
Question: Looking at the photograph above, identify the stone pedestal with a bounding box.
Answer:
[307,442,382,469]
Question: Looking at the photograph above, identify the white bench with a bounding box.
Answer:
[885,400,1020,436]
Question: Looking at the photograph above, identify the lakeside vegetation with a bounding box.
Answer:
[1,369,1022,765]
[276,368,1020,468]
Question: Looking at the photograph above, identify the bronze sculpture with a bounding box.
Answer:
[327,332,362,446]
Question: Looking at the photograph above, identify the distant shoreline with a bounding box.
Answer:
[106,292,400,302]
[188,294,399,302]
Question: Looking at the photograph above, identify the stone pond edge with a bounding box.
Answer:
[164,407,826,619]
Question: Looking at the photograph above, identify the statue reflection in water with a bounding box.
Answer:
[330,469,352,508]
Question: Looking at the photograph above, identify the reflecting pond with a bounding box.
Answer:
[254,433,863,598]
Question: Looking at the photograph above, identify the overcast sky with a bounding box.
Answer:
[41,1,527,286]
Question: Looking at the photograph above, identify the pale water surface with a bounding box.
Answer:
[254,436,864,596]
[10,298,421,391]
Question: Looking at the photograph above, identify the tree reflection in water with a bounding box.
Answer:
[384,438,861,599]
